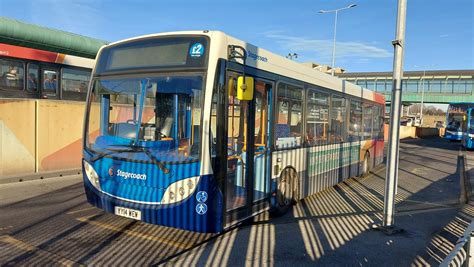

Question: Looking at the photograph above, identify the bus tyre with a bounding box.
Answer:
[271,168,298,217]
[361,152,370,177]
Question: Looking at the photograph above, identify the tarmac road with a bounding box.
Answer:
[0,138,472,266]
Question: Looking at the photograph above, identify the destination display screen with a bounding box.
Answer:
[95,36,208,74]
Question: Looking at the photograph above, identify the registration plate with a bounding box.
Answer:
[114,206,142,220]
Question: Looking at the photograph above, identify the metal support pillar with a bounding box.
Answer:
[374,0,407,235]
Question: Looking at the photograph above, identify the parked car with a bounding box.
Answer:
[401,116,421,127]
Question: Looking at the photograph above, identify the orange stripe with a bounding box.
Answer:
[55,53,66,64]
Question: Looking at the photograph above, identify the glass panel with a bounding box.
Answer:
[27,64,39,92]
[469,110,474,134]
[362,104,373,140]
[375,80,385,92]
[349,101,362,140]
[226,76,247,210]
[330,96,346,143]
[0,59,24,90]
[442,80,453,93]
[366,81,375,90]
[466,80,474,94]
[62,68,91,93]
[275,83,303,149]
[386,80,393,91]
[42,70,58,93]
[253,81,269,201]
[86,74,203,163]
[406,80,418,92]
[453,80,467,93]
[429,80,442,93]
[356,80,366,87]
[306,90,329,145]
[372,106,383,139]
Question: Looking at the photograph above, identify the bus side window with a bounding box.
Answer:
[363,103,373,140]
[42,69,58,95]
[349,101,362,141]
[27,63,39,92]
[0,59,24,90]
[275,83,303,149]
[331,96,346,143]
[61,67,91,101]
[306,89,329,146]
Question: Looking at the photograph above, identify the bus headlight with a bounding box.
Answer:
[83,160,101,191]
[161,176,200,204]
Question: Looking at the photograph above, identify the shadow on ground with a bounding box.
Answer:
[0,138,471,266]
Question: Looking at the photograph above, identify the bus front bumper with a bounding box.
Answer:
[82,174,223,233]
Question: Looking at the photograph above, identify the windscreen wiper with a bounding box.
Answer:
[90,147,141,162]
[142,149,170,174]
[90,146,170,174]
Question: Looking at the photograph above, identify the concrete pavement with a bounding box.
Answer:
[0,175,82,206]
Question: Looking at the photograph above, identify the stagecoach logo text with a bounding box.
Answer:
[246,51,268,62]
[115,169,147,181]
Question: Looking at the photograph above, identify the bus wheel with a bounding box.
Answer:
[361,152,370,177]
[271,168,297,216]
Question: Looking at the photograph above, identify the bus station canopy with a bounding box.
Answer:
[0,16,107,59]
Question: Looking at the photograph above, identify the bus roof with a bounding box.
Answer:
[102,30,384,104]
[0,16,107,59]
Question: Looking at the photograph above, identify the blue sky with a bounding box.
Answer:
[1,0,473,72]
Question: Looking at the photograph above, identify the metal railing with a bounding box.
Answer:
[440,220,474,267]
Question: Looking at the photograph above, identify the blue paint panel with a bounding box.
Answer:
[83,172,223,233]
[445,132,462,141]
[90,157,200,203]
[465,137,474,149]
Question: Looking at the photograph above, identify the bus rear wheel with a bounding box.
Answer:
[271,168,298,216]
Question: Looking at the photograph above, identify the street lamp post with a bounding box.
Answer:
[414,64,437,126]
[319,4,357,76]
[420,70,426,126]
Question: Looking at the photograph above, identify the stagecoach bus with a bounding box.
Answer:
[462,107,474,149]
[445,103,474,141]
[0,43,95,101]
[0,17,105,101]
[82,31,385,233]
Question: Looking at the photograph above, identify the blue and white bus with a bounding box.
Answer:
[82,31,385,233]
[462,107,474,149]
[445,103,474,141]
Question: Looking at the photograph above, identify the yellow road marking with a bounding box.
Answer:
[0,235,82,266]
[76,216,191,250]
[66,207,97,215]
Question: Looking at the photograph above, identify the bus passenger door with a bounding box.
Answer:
[252,80,272,205]
[224,73,272,225]
[225,74,248,214]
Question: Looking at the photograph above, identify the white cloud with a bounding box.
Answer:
[263,31,392,63]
